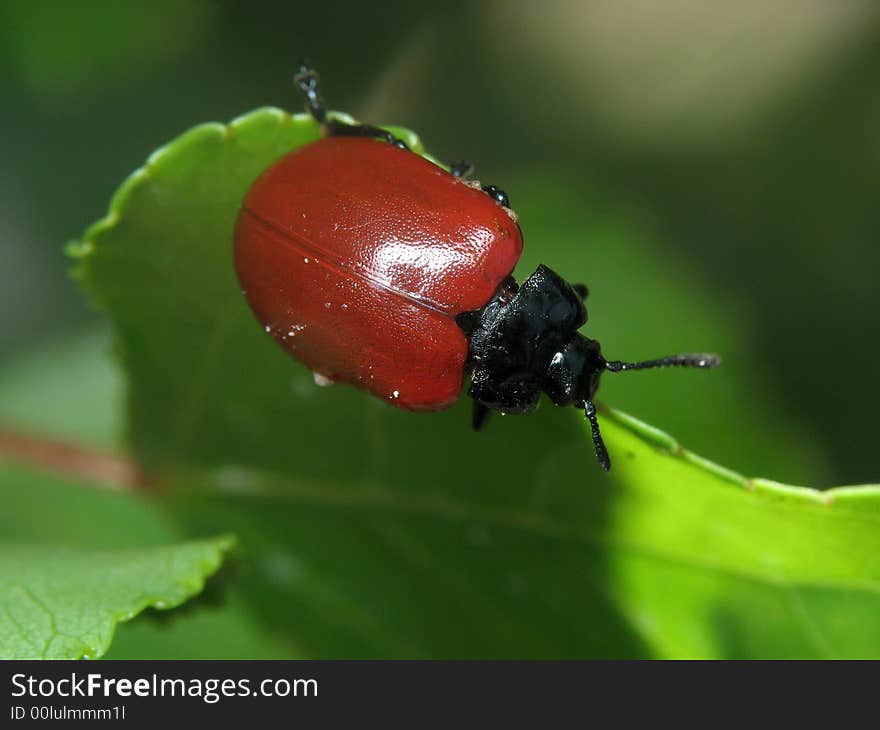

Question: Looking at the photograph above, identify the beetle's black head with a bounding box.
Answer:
[460,264,720,471]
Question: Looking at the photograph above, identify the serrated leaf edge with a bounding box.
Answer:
[15,534,236,660]
[600,406,880,507]
[68,107,433,274]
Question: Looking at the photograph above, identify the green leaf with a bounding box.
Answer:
[161,408,880,659]
[593,409,880,658]
[0,452,287,659]
[73,108,880,657]
[0,536,234,659]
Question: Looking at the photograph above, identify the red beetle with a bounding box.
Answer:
[234,66,719,470]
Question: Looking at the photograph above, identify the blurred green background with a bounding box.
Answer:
[2,0,880,661]
[3,0,878,486]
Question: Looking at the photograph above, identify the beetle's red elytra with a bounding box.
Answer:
[234,65,720,470]
[235,136,522,411]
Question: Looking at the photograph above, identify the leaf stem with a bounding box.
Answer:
[0,426,142,493]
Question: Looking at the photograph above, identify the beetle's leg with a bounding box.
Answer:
[481,184,511,209]
[584,400,611,471]
[294,63,409,149]
[451,163,515,207]
[446,152,510,206]
[450,161,473,178]
[325,121,409,149]
[294,63,327,124]
[472,401,491,432]
[572,283,589,300]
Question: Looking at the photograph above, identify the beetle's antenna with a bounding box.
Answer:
[584,400,610,471]
[604,353,720,372]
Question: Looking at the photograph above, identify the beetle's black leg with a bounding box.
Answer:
[324,121,410,149]
[472,401,491,432]
[481,184,510,208]
[450,161,473,178]
[572,283,589,300]
[294,62,327,124]
[295,66,508,202]
[294,62,409,149]
[584,400,610,471]
[450,164,511,208]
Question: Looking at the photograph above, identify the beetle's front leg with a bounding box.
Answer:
[472,401,491,431]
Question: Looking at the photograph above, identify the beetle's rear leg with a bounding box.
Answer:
[450,161,473,178]
[295,63,409,149]
[325,121,409,149]
[572,283,589,300]
[296,64,512,198]
[294,63,327,124]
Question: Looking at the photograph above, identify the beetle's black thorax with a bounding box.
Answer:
[457,264,605,413]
